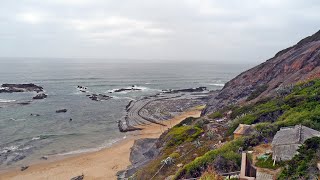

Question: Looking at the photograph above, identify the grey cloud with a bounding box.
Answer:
[0,0,319,62]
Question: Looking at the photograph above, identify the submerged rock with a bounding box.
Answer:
[88,94,111,101]
[56,109,67,113]
[32,93,47,100]
[163,87,207,93]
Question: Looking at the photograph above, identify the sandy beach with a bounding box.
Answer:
[0,110,201,180]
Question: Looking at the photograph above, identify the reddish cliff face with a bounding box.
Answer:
[203,30,320,115]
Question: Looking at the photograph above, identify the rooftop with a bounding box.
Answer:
[233,124,253,135]
[272,125,320,146]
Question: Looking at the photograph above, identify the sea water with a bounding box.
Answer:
[0,58,251,169]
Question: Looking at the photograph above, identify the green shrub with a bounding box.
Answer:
[208,111,223,119]
[169,152,180,159]
[255,155,283,169]
[166,125,203,147]
[278,137,320,179]
[174,138,244,179]
[176,117,197,127]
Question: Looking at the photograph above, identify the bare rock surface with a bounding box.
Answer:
[203,30,320,115]
[33,93,47,100]
[117,138,159,179]
[0,83,43,93]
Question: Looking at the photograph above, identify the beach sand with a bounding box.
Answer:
[0,110,201,180]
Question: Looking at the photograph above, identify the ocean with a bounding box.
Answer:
[0,59,251,170]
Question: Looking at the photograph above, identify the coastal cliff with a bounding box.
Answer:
[125,30,320,179]
[203,30,320,115]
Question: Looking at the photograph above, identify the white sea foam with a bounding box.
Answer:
[0,99,16,103]
[110,96,136,101]
[108,85,160,94]
[0,145,19,153]
[32,136,41,141]
[9,118,27,121]
[54,137,125,156]
[209,83,225,87]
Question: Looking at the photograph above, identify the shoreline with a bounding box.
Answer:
[0,109,201,180]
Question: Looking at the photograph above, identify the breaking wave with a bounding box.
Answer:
[54,136,126,156]
[0,99,16,103]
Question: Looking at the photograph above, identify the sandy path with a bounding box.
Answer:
[0,110,201,180]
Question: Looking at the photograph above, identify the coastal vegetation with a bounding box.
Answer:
[177,79,320,178]
[278,137,320,179]
[135,78,320,179]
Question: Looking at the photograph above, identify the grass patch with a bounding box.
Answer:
[208,111,223,119]
[165,125,203,147]
[255,155,283,170]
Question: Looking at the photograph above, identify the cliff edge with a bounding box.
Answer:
[203,30,320,115]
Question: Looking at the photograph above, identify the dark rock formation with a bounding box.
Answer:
[77,86,88,93]
[203,30,320,115]
[117,138,159,179]
[117,120,143,132]
[17,102,31,105]
[70,174,84,180]
[32,93,47,100]
[20,166,29,171]
[113,87,142,93]
[56,109,67,113]
[126,100,134,111]
[0,83,43,93]
[88,94,111,101]
[163,87,207,94]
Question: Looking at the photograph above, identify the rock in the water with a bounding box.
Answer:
[17,102,31,105]
[163,87,207,94]
[56,109,67,113]
[0,83,43,93]
[33,93,47,100]
[88,94,111,101]
[112,86,142,93]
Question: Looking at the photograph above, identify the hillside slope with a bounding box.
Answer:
[203,30,320,115]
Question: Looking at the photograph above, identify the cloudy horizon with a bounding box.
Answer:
[0,0,319,63]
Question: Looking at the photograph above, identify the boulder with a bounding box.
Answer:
[33,93,47,100]
[56,109,67,113]
[88,94,112,101]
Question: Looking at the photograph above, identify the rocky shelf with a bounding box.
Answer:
[117,88,211,132]
[0,83,43,93]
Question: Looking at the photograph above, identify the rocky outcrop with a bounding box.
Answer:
[117,138,159,179]
[32,93,47,100]
[88,94,111,101]
[0,83,43,93]
[163,87,207,94]
[112,86,142,93]
[56,109,67,113]
[203,30,320,115]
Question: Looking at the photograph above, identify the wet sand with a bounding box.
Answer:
[0,110,201,180]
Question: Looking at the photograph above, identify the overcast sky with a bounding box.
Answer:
[0,0,319,63]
